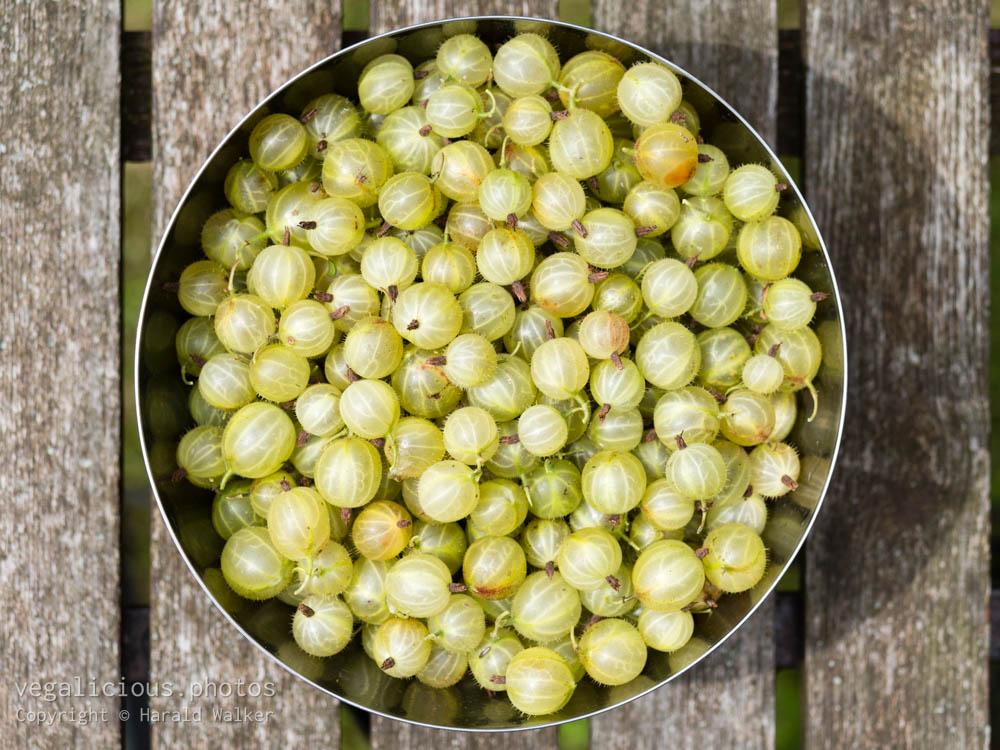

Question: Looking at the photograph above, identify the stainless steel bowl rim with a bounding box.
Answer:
[136,14,848,732]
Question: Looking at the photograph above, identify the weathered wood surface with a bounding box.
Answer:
[149,2,343,746]
[370,722,558,750]
[588,2,778,748]
[802,1,991,748]
[0,1,122,748]
[367,6,562,747]
[371,0,559,34]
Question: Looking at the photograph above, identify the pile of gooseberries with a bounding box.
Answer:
[171,22,826,718]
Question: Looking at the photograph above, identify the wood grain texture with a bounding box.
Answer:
[802,2,991,748]
[369,4,562,746]
[0,1,121,748]
[370,0,559,34]
[150,3,342,747]
[588,2,777,748]
[370,725,559,750]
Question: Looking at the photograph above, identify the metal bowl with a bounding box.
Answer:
[136,15,847,732]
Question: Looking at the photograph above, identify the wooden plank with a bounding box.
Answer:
[588,3,778,749]
[366,5,563,747]
[0,2,121,748]
[149,3,343,747]
[991,29,1000,158]
[370,724,558,750]
[372,0,558,32]
[802,1,990,747]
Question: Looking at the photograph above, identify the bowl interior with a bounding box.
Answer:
[136,16,846,731]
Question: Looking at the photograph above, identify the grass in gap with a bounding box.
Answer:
[124,0,152,31]
[559,718,589,750]
[777,0,799,29]
[343,0,369,32]
[341,705,372,750]
[559,0,591,27]
[123,162,153,606]
[775,668,800,750]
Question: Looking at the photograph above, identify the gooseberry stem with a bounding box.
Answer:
[293,556,315,595]
[498,135,512,168]
[227,259,240,296]
[480,88,497,120]
[492,610,510,638]
[623,535,642,552]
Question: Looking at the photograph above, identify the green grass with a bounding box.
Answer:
[342,705,372,750]
[343,0,369,31]
[559,718,590,750]
[558,0,591,27]
[124,0,152,31]
[775,669,801,750]
[122,162,153,606]
[123,163,152,488]
[777,0,799,29]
